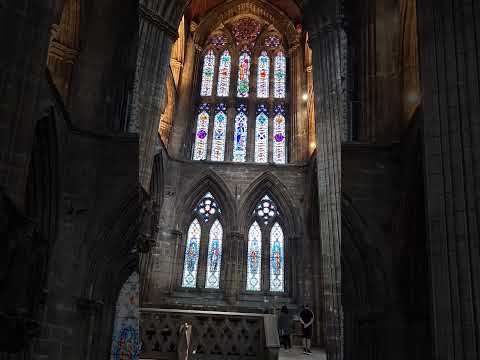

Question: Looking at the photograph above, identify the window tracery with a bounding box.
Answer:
[246,195,285,293]
[181,193,224,290]
[191,16,290,164]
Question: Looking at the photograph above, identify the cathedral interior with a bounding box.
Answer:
[1,0,480,359]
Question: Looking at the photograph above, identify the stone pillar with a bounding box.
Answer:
[0,0,61,209]
[225,231,243,303]
[168,22,201,160]
[289,40,308,162]
[308,21,346,359]
[130,1,179,191]
[417,2,480,359]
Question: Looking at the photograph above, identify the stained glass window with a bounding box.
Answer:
[193,104,210,160]
[233,104,248,162]
[237,52,251,97]
[231,18,262,48]
[255,104,269,163]
[200,50,215,96]
[273,105,286,164]
[270,222,284,292]
[211,104,227,161]
[110,272,140,360]
[255,195,278,224]
[265,35,281,49]
[205,220,223,289]
[217,50,231,97]
[246,221,262,291]
[195,192,221,223]
[274,52,286,98]
[257,51,270,98]
[182,219,201,288]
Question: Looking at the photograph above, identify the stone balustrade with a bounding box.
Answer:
[140,308,279,359]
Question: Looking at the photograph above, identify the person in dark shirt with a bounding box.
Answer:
[299,304,314,354]
[277,305,292,350]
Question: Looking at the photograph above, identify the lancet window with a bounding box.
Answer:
[246,195,286,293]
[181,192,224,289]
[192,19,289,164]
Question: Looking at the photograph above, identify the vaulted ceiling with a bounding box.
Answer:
[188,0,302,23]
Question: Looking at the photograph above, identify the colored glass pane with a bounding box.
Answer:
[193,110,209,160]
[246,221,262,291]
[200,50,215,96]
[217,50,231,97]
[257,51,270,98]
[205,220,223,289]
[195,192,220,223]
[210,34,227,49]
[182,219,201,288]
[237,52,251,97]
[273,113,286,164]
[255,105,269,163]
[255,195,278,225]
[274,52,286,98]
[269,222,284,292]
[231,18,262,47]
[211,105,227,161]
[265,35,281,48]
[110,272,140,360]
[233,105,248,162]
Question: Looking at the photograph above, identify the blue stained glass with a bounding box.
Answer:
[273,105,286,164]
[211,104,227,161]
[233,104,248,162]
[182,219,201,288]
[255,104,269,163]
[247,221,262,291]
[205,220,223,289]
[269,222,284,292]
[257,51,270,98]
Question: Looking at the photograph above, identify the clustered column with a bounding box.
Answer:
[417,2,480,359]
[309,21,346,360]
[130,1,179,191]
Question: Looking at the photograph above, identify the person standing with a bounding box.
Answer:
[278,305,292,350]
[177,322,192,360]
[299,305,314,354]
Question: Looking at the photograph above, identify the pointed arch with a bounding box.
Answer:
[239,172,299,237]
[178,170,236,232]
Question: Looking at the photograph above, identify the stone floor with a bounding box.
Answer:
[278,347,326,360]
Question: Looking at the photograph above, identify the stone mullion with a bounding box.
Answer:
[131,3,177,191]
[197,224,210,289]
[224,231,241,302]
[310,23,345,360]
[417,1,480,359]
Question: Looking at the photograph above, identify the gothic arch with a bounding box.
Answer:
[341,195,390,360]
[239,171,300,237]
[194,0,300,49]
[79,189,139,359]
[178,170,237,232]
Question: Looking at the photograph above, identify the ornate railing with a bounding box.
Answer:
[140,308,279,360]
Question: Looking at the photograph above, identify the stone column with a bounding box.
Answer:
[308,21,346,359]
[130,1,179,191]
[0,0,61,209]
[417,2,480,359]
[225,231,243,303]
[169,23,201,160]
[289,40,308,162]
